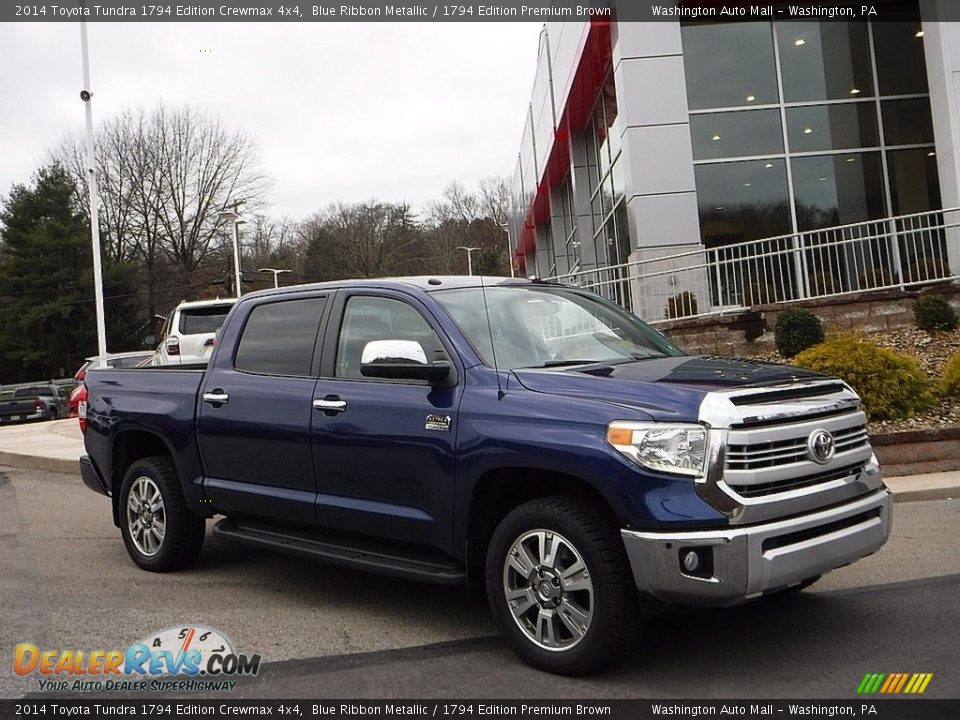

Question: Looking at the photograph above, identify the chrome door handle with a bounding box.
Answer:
[313,398,347,412]
[202,392,230,405]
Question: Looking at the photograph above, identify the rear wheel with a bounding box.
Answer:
[485,496,639,675]
[119,456,205,572]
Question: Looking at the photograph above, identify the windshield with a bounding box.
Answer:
[433,285,684,370]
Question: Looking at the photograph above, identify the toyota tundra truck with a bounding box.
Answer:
[79,277,891,674]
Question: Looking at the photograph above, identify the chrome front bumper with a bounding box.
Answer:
[621,487,892,606]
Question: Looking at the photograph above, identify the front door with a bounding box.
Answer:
[311,292,462,552]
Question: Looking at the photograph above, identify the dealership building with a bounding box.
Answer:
[508,3,960,321]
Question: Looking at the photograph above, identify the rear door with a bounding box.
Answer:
[197,292,333,525]
[311,290,463,552]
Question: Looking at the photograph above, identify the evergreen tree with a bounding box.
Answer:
[0,163,139,382]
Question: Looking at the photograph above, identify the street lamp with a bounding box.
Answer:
[497,221,515,278]
[456,246,481,276]
[79,20,108,365]
[258,267,291,288]
[217,209,246,297]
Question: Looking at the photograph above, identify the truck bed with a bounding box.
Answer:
[83,366,208,495]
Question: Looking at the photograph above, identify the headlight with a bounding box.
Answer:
[606,422,708,478]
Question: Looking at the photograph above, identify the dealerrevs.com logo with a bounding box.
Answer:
[14,626,261,693]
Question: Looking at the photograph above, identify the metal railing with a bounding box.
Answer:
[553,208,960,324]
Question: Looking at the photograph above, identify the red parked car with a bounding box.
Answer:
[69,352,153,417]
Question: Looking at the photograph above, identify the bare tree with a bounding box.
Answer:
[298,201,424,281]
[56,103,271,308]
[424,177,512,275]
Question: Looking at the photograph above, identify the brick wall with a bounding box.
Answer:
[657,282,960,357]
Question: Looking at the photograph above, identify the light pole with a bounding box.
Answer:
[498,221,515,278]
[217,210,246,297]
[80,20,108,365]
[258,267,291,288]
[456,246,481,276]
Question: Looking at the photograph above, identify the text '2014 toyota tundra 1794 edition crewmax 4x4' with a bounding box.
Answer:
[79,277,891,674]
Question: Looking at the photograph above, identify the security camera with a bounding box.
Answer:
[80,90,92,102]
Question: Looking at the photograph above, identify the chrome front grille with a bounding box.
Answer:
[698,380,884,525]
[728,462,866,498]
[726,423,869,471]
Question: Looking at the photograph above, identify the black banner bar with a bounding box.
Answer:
[2,700,960,720]
[0,1,946,23]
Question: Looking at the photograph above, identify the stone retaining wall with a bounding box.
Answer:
[658,282,960,357]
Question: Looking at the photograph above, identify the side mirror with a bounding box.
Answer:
[360,340,451,385]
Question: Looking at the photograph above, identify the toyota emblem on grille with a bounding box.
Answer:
[807,429,835,464]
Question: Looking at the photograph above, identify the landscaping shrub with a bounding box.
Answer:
[793,336,934,420]
[666,291,698,319]
[914,293,958,332]
[774,308,824,358]
[942,351,960,398]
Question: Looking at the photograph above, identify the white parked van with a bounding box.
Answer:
[153,298,236,365]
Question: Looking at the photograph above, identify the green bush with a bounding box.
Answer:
[941,351,960,398]
[666,291,698,319]
[914,294,958,331]
[793,336,934,420]
[774,308,825,358]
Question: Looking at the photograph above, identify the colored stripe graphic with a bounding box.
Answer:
[858,672,933,694]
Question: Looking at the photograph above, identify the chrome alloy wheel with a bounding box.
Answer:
[502,529,594,651]
[126,476,166,556]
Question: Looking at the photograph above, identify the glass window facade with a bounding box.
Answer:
[682,8,939,250]
[585,73,631,270]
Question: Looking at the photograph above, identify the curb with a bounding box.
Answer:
[0,450,79,476]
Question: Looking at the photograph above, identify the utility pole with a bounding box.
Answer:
[217,208,246,298]
[80,19,107,365]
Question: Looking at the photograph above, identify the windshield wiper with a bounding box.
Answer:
[528,359,603,368]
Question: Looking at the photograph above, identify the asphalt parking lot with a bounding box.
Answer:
[2,465,958,699]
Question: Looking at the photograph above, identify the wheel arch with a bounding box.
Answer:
[463,467,619,599]
[109,430,181,526]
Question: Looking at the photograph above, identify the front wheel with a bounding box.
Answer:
[485,496,640,675]
[119,456,205,572]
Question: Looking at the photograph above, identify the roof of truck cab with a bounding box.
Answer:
[240,275,556,301]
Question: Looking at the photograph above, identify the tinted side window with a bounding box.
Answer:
[235,297,327,376]
[335,296,443,379]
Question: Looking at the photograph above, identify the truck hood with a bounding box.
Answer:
[511,355,828,423]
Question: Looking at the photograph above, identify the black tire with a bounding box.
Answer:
[485,495,640,675]
[119,456,205,572]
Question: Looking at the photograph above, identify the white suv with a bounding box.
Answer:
[153,298,236,365]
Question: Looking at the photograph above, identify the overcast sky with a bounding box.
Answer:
[0,21,543,218]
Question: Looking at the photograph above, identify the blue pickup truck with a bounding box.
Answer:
[80,277,891,674]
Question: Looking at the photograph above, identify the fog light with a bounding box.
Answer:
[682,550,700,572]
